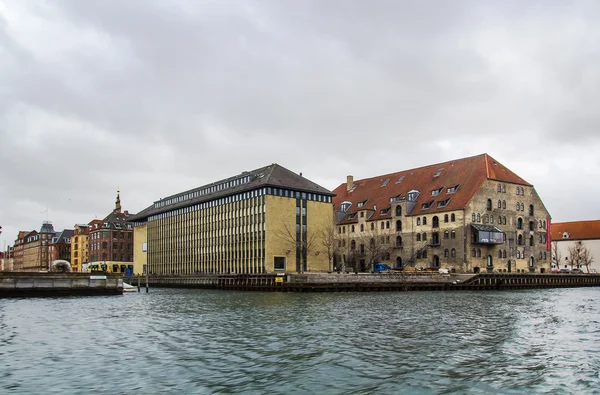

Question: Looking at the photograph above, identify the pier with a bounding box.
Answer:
[0,272,124,297]
[126,272,600,292]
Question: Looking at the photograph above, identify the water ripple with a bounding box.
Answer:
[1,288,599,394]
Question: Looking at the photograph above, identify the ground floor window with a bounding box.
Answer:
[274,257,286,271]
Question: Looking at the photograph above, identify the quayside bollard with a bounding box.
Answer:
[137,274,141,293]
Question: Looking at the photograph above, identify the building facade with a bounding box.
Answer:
[332,154,552,274]
[88,192,136,274]
[49,229,74,264]
[13,222,57,272]
[550,220,600,273]
[70,220,101,272]
[129,164,334,275]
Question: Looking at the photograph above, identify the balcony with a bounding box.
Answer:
[471,224,505,245]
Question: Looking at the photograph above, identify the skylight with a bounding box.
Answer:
[433,168,444,177]
[381,179,390,187]
[395,176,405,184]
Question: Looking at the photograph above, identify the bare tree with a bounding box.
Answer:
[277,222,318,272]
[356,229,394,272]
[318,221,344,272]
[568,241,594,273]
[551,241,562,270]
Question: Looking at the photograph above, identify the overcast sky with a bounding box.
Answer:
[1,0,599,247]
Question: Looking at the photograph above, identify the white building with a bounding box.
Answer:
[551,220,600,273]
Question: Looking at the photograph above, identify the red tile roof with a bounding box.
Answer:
[332,153,531,223]
[551,220,600,241]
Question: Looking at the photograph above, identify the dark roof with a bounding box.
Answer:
[91,211,133,231]
[51,229,74,244]
[551,220,600,241]
[333,153,531,223]
[129,163,333,222]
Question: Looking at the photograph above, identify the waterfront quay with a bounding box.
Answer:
[0,272,124,297]
[127,272,600,292]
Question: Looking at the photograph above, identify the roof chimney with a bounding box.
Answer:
[346,175,354,191]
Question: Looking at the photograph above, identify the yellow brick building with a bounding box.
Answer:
[129,164,334,274]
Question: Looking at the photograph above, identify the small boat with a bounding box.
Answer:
[123,282,137,292]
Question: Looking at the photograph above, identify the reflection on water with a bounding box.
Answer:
[1,288,599,394]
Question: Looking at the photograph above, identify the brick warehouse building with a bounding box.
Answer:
[129,164,334,275]
[332,154,552,274]
[88,192,135,273]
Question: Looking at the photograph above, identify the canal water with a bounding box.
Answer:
[1,288,599,394]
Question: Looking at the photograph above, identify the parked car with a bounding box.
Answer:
[571,269,583,274]
[373,262,392,273]
[559,268,570,273]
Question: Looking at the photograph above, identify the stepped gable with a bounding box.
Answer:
[551,220,600,241]
[129,163,333,222]
[333,153,531,223]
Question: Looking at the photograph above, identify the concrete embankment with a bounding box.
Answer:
[0,272,124,297]
[128,272,600,292]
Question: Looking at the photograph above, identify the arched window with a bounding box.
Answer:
[432,216,439,228]
[502,200,506,209]
[381,236,385,244]
[396,236,402,247]
[477,249,481,258]
[543,252,546,260]
[477,213,481,222]
[502,184,506,193]
[338,227,342,234]
[472,248,476,257]
[396,220,402,232]
[380,222,384,230]
[360,224,364,232]
[539,251,543,260]
[529,205,534,216]
[498,200,501,209]
[451,230,456,239]
[517,218,523,229]
[516,250,521,259]
[444,249,449,258]
[417,218,421,226]
[351,225,355,233]
[529,236,534,247]
[422,250,428,259]
[487,199,492,211]
[529,221,535,231]
[503,250,506,259]
[343,239,346,247]
[516,202,520,211]
[370,238,375,246]
[371,223,375,230]
[386,221,390,229]
[417,251,422,259]
[360,244,365,254]
[422,233,427,241]
[472,213,476,222]
[351,240,356,250]
[516,187,520,195]
[422,217,427,225]
[497,183,501,192]
[529,256,534,268]
[451,213,456,222]
[490,215,494,224]
[395,206,402,216]
[444,230,449,239]
[396,256,403,268]
[518,234,523,245]
[520,203,524,211]
[503,216,507,225]
[416,234,421,241]
[343,226,346,233]
[451,248,456,258]
[498,250,503,258]
[444,214,449,223]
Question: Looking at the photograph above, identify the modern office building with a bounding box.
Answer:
[129,164,334,275]
[332,154,552,273]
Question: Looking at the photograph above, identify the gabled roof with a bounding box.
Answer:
[51,229,74,244]
[551,220,600,241]
[333,153,531,223]
[129,163,333,222]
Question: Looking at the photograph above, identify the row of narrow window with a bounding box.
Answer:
[487,199,534,216]
[416,214,456,227]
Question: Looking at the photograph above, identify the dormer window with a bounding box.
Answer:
[437,198,451,208]
[421,201,433,210]
[395,176,405,184]
[407,190,420,202]
[357,200,368,208]
[340,201,352,212]
[447,184,460,194]
[381,179,390,187]
[431,187,444,196]
[380,208,390,215]
[434,168,444,177]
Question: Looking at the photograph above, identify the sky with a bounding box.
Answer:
[1,0,600,248]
